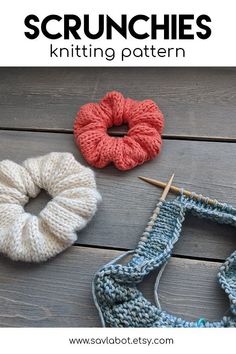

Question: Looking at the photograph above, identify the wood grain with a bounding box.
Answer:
[0,67,236,139]
[0,246,229,327]
[1,130,236,261]
[0,68,235,327]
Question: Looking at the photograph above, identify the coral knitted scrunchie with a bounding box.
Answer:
[0,152,101,262]
[74,91,164,170]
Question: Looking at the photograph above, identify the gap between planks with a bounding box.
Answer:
[0,126,236,143]
[72,243,224,264]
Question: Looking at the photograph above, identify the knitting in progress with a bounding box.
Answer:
[93,194,236,327]
[0,152,101,262]
[74,91,164,170]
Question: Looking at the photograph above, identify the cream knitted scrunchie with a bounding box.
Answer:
[0,152,101,262]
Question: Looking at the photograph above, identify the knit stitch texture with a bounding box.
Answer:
[0,152,101,262]
[74,91,164,170]
[93,195,236,327]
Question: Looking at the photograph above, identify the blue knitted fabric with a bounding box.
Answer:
[93,194,236,327]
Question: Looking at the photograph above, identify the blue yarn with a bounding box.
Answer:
[197,318,206,327]
[93,195,236,327]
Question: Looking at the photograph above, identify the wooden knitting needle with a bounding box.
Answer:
[160,173,175,201]
[139,176,217,206]
[141,174,175,235]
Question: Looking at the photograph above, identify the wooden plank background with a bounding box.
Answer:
[0,67,236,139]
[1,130,235,261]
[0,67,235,326]
[0,247,228,327]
